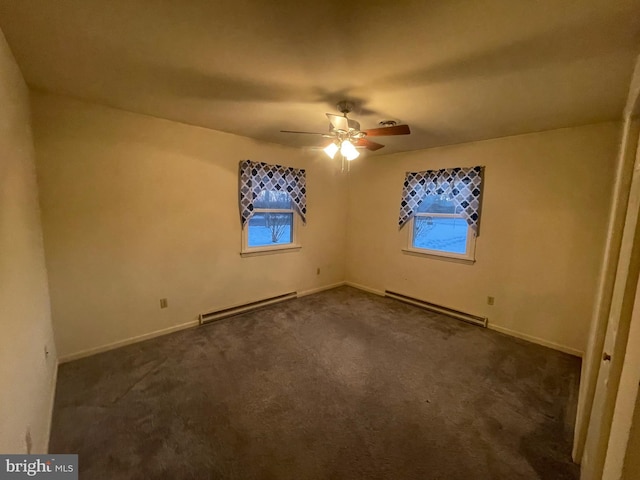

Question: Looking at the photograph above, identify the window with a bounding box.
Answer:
[243,190,299,253]
[398,166,483,263]
[408,195,476,260]
[239,160,306,256]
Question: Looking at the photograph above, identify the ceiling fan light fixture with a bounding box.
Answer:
[340,140,360,161]
[323,142,339,159]
[282,101,411,159]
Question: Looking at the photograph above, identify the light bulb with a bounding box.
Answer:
[340,140,360,161]
[323,142,339,159]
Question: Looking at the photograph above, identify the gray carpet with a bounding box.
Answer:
[49,286,580,479]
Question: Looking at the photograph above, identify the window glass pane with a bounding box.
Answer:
[248,212,293,247]
[417,194,460,214]
[413,216,468,254]
[253,190,292,209]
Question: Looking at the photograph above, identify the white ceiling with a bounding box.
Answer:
[1,0,639,154]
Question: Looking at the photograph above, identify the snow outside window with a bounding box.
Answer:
[407,194,476,261]
[241,190,300,255]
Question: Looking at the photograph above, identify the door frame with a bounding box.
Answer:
[580,126,640,479]
[575,55,640,479]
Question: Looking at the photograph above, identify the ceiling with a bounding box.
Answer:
[0,0,639,154]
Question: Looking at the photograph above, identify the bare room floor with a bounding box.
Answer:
[50,286,580,479]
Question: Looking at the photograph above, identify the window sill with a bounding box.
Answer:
[401,248,475,265]
[241,245,302,257]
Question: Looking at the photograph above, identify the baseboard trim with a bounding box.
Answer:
[385,290,487,328]
[344,281,385,296]
[200,292,297,324]
[298,281,346,297]
[488,323,583,357]
[58,319,200,364]
[44,362,58,453]
[57,284,583,361]
[346,281,583,357]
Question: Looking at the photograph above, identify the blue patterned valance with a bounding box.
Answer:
[239,160,306,226]
[399,166,484,235]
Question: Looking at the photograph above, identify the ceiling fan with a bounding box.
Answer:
[281,101,411,161]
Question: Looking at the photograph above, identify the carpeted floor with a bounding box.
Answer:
[49,286,581,479]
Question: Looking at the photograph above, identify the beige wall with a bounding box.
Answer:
[31,92,348,360]
[346,123,620,355]
[0,32,57,453]
[27,88,620,377]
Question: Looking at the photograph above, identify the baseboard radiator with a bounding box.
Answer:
[384,290,487,328]
[199,291,297,325]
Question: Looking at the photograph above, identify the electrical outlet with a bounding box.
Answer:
[160,298,168,309]
[316,267,321,275]
[487,296,495,306]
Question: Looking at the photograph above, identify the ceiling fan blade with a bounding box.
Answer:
[355,138,385,151]
[363,124,411,136]
[280,130,328,135]
[326,113,349,132]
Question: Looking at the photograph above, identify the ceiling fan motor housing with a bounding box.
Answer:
[336,100,355,115]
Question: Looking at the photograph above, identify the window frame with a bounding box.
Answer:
[403,211,477,263]
[240,207,301,257]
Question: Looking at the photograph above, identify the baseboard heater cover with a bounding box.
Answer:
[199,291,297,324]
[384,290,488,328]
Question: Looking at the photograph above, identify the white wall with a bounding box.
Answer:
[31,92,348,360]
[346,123,620,355]
[0,31,57,453]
